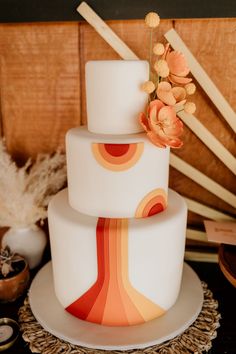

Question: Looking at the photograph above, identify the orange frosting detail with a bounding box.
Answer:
[92,143,144,171]
[66,218,165,326]
[135,189,167,218]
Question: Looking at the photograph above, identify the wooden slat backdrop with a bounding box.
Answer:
[0,19,235,227]
[170,19,236,225]
[0,22,81,158]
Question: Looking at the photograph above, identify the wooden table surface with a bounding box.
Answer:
[0,260,236,354]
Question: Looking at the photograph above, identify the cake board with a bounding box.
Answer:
[23,261,220,352]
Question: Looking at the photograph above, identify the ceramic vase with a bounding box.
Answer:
[2,226,47,269]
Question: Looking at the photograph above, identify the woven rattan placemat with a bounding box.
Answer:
[18,282,220,354]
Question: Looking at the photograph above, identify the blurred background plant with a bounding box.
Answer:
[0,138,67,229]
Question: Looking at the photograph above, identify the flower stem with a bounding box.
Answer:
[149,28,153,80]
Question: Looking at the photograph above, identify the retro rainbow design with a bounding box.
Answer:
[92,143,144,171]
[66,218,165,326]
[135,189,167,218]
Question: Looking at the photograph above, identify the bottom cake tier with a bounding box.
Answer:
[48,188,187,327]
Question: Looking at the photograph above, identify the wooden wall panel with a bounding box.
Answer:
[0,22,81,160]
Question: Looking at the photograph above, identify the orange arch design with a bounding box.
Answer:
[135,189,167,218]
[66,218,165,326]
[92,143,144,171]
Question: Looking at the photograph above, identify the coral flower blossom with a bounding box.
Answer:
[163,44,192,85]
[156,81,186,107]
[139,100,183,148]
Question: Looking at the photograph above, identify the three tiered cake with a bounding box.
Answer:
[48,60,187,327]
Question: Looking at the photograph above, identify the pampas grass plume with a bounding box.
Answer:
[0,139,67,228]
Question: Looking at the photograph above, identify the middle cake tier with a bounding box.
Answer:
[66,126,170,218]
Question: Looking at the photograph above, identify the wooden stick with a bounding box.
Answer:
[177,110,236,175]
[186,228,220,245]
[186,228,208,242]
[165,28,236,133]
[77,2,235,208]
[184,250,218,263]
[170,153,236,208]
[184,197,235,221]
[77,2,139,60]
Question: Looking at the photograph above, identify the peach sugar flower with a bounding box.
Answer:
[141,12,196,148]
[156,81,186,107]
[139,100,183,148]
[163,44,192,85]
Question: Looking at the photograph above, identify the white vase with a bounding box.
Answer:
[2,226,47,269]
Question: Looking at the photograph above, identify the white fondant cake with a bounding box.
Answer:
[48,188,187,326]
[86,61,149,135]
[66,127,170,218]
[48,60,188,327]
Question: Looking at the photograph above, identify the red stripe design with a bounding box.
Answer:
[66,218,165,326]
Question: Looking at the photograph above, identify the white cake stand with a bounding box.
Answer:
[29,262,203,351]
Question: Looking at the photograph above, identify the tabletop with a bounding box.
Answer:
[0,260,236,354]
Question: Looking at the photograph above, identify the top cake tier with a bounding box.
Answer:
[86,60,149,135]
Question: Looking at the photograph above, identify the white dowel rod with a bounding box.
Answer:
[186,229,208,242]
[170,153,236,208]
[177,110,236,175]
[77,2,139,60]
[184,197,235,221]
[184,251,218,263]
